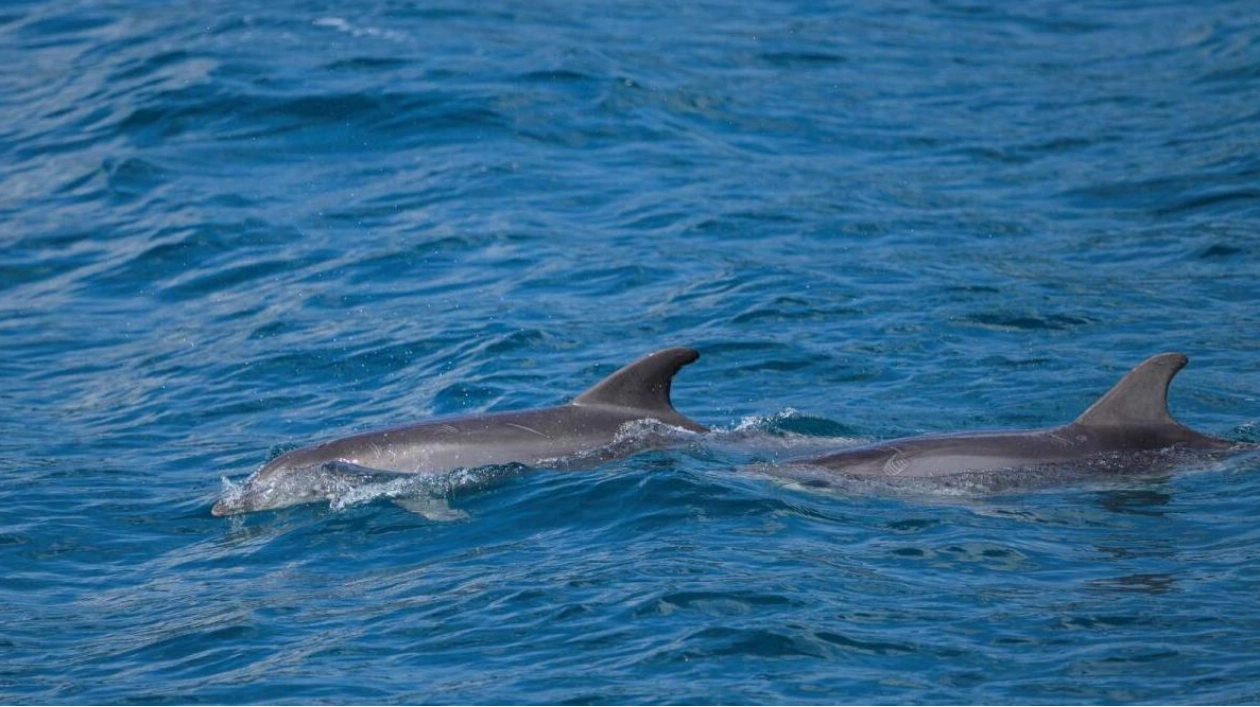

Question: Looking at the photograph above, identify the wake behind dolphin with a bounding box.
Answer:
[780,353,1249,485]
[213,347,706,517]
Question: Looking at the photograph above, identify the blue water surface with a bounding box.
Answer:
[3,0,1260,703]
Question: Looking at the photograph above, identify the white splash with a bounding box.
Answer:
[313,17,408,43]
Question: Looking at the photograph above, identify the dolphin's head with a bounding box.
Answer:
[211,451,339,516]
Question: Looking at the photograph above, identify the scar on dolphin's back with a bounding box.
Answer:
[883,448,911,476]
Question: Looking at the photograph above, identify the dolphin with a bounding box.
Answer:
[784,353,1243,480]
[212,347,706,516]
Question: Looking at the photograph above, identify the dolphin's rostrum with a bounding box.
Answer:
[213,347,706,516]
[786,352,1241,478]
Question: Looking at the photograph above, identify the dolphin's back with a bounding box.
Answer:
[281,404,659,474]
[802,429,1083,478]
[267,347,707,475]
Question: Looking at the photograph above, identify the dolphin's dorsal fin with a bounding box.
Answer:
[573,347,700,415]
[1073,353,1188,428]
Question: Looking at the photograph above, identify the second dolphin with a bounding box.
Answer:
[784,352,1241,480]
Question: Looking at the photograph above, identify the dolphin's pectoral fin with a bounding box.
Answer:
[572,347,707,432]
[393,496,470,521]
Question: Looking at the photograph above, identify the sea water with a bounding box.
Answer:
[3,0,1260,703]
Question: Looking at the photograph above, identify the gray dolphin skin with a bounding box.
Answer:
[787,353,1240,479]
[212,347,706,516]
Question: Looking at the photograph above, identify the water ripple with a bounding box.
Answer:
[3,0,1260,703]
